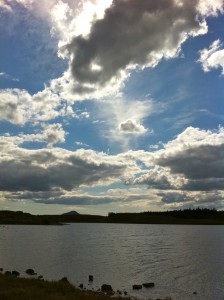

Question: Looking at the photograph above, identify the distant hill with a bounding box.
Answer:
[62,211,80,216]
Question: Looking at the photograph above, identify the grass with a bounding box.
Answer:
[0,273,130,300]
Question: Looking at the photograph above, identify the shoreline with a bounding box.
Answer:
[0,270,173,300]
[0,272,131,300]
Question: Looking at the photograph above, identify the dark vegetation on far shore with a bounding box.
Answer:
[0,273,130,300]
[0,208,224,225]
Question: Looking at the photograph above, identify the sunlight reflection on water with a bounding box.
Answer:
[0,223,224,300]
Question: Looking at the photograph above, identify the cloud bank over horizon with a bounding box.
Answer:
[0,126,224,211]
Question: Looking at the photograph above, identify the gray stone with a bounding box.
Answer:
[26,269,35,275]
[132,284,142,290]
[143,282,155,288]
[4,271,11,276]
[12,270,20,277]
[101,284,113,293]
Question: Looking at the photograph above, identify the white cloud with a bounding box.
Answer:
[0,89,33,125]
[197,0,224,16]
[96,97,155,149]
[158,126,224,153]
[149,144,160,150]
[2,123,66,146]
[41,123,67,146]
[80,112,90,118]
[198,39,224,74]
[0,72,19,81]
[51,0,112,45]
[0,72,7,77]
[0,88,74,125]
[0,0,12,11]
[119,119,147,134]
[75,141,89,148]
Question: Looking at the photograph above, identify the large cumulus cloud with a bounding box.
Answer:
[0,138,140,192]
[65,0,210,91]
[132,127,224,202]
[154,127,224,180]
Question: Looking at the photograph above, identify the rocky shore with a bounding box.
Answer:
[0,267,173,300]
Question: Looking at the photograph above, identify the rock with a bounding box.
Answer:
[79,283,84,288]
[143,282,155,288]
[60,277,69,282]
[26,269,35,275]
[0,268,3,272]
[38,275,43,280]
[89,275,93,281]
[12,270,20,277]
[132,284,142,290]
[4,271,11,276]
[101,284,113,293]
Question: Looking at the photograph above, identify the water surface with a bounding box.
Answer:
[0,223,223,300]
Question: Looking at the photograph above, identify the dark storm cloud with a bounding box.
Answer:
[156,144,224,180]
[133,169,174,190]
[131,127,224,197]
[183,178,224,191]
[158,191,224,210]
[133,172,224,192]
[66,0,204,86]
[0,146,134,192]
[158,191,192,204]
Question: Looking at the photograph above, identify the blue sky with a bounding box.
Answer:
[0,0,224,215]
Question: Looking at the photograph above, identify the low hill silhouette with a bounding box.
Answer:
[62,211,80,216]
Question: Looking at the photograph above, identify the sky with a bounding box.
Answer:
[0,0,224,215]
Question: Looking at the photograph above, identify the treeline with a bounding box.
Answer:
[107,208,224,224]
[0,208,224,225]
[161,207,221,219]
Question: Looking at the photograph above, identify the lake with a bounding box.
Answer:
[0,223,224,300]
